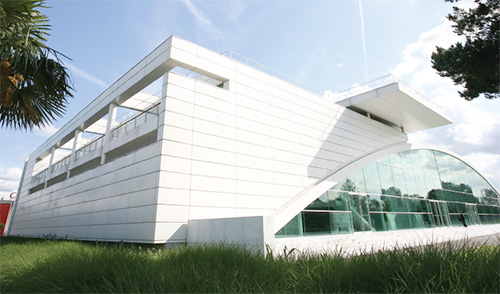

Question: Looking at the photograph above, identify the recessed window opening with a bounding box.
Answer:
[73,119,107,160]
[111,103,159,139]
[171,66,228,89]
[32,155,51,179]
[32,140,73,179]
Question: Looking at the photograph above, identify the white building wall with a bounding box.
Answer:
[9,36,409,244]
[10,140,162,243]
[154,44,408,243]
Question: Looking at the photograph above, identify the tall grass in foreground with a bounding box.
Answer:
[0,236,499,293]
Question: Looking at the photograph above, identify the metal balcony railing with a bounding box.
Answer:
[221,51,443,113]
[32,168,48,182]
[111,104,159,139]
[221,50,324,96]
[75,136,104,160]
[51,155,71,173]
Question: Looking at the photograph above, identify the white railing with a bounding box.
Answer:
[75,136,104,160]
[32,168,48,182]
[51,155,71,173]
[221,50,324,96]
[111,104,159,139]
[221,51,443,113]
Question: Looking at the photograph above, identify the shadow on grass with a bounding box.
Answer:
[0,236,52,245]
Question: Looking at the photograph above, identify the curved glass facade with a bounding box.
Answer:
[276,149,500,237]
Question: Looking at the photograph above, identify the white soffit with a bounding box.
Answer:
[120,92,160,111]
[336,82,453,133]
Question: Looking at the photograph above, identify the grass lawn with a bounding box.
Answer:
[0,236,499,293]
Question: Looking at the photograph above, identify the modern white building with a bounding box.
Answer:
[7,36,500,254]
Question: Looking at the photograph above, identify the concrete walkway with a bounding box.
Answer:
[274,223,500,256]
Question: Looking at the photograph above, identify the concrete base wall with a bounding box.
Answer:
[187,216,274,255]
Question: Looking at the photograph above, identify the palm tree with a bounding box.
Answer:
[0,0,72,130]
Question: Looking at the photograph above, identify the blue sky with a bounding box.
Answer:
[1,0,499,199]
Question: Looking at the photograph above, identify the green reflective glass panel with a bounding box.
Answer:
[275,148,500,238]
[303,212,331,235]
[378,164,395,193]
[368,195,384,212]
[276,213,303,237]
[389,153,402,168]
[306,192,330,210]
[330,212,353,234]
[349,194,372,231]
[391,167,407,195]
[363,163,381,194]
[350,169,367,193]
[328,191,350,211]
[378,213,433,230]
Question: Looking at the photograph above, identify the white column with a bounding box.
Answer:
[67,129,82,175]
[156,73,169,141]
[45,147,56,187]
[101,103,117,164]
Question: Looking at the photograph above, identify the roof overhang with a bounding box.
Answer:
[336,82,453,133]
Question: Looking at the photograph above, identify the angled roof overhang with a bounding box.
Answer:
[335,81,453,133]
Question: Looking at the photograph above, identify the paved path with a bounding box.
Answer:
[274,224,500,255]
[458,232,500,246]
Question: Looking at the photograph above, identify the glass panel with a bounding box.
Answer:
[368,195,384,212]
[303,212,331,235]
[370,213,388,231]
[339,178,358,192]
[371,213,434,231]
[466,204,481,226]
[349,194,372,232]
[350,170,367,193]
[363,163,381,194]
[276,213,303,237]
[381,195,410,212]
[406,184,419,197]
[328,191,350,211]
[391,167,407,196]
[403,169,417,187]
[389,153,402,168]
[378,164,394,193]
[306,192,330,210]
[393,214,414,230]
[415,213,434,228]
[330,212,353,234]
[275,148,500,238]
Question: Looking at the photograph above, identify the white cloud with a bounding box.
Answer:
[448,111,497,145]
[35,124,59,137]
[463,153,500,189]
[181,0,223,40]
[391,20,463,81]
[0,167,22,199]
[66,63,108,88]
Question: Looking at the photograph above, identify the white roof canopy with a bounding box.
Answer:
[336,82,452,133]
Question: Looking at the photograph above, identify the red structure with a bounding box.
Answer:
[0,200,14,236]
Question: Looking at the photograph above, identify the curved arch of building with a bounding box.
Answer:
[272,142,499,234]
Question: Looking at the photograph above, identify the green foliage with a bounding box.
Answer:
[0,0,73,130]
[432,0,499,100]
[1,236,499,293]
